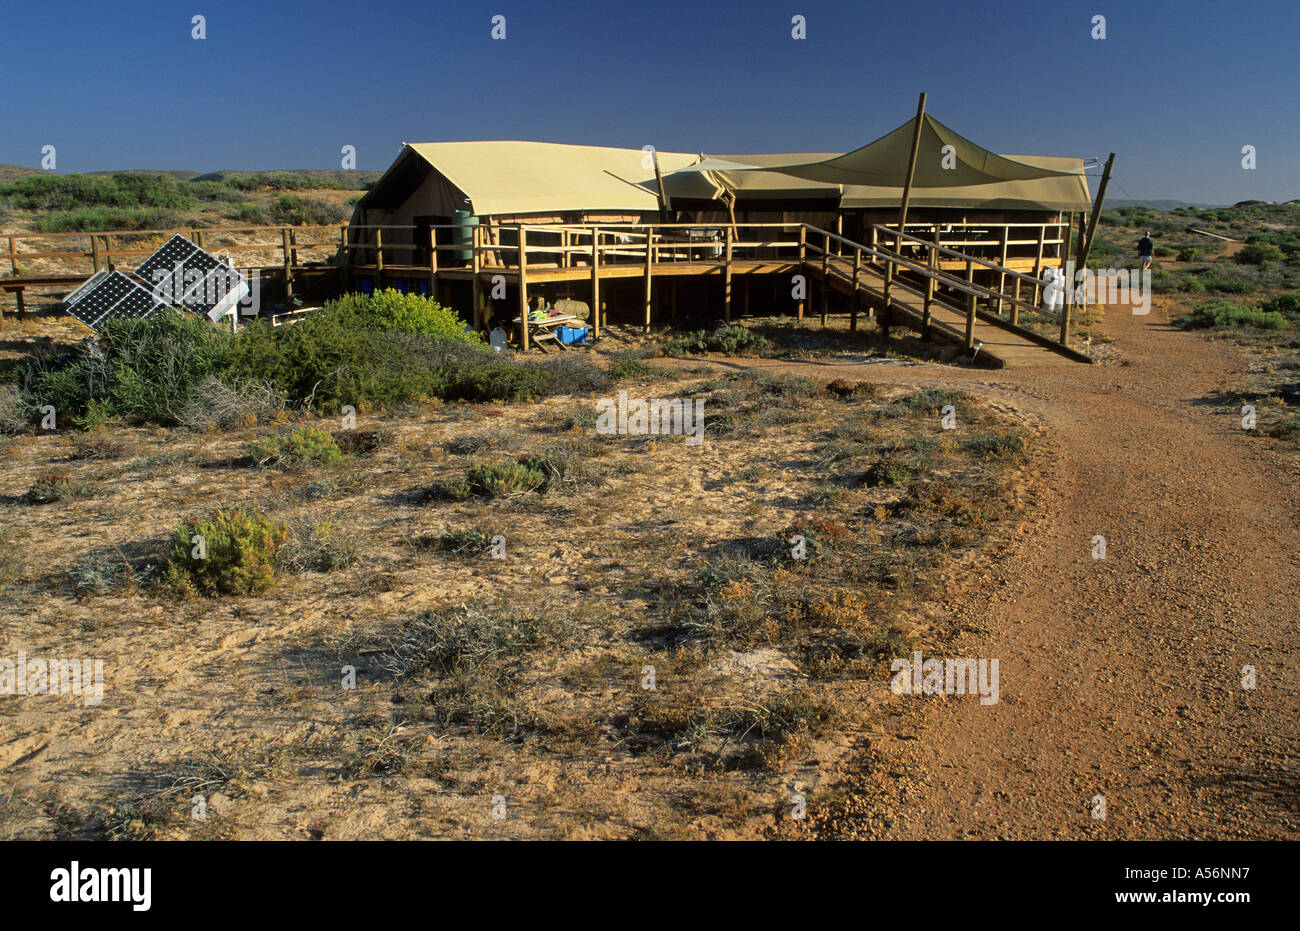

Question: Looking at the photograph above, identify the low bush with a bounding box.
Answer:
[1183,301,1289,330]
[278,517,360,572]
[248,425,343,467]
[662,324,770,356]
[1236,243,1285,265]
[23,472,94,504]
[0,385,29,433]
[325,289,477,343]
[441,459,548,499]
[165,508,287,595]
[22,310,231,428]
[1260,292,1300,320]
[864,456,910,487]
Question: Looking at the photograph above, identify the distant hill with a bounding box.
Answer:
[190,169,380,189]
[1109,198,1225,210]
[0,164,50,184]
[86,169,203,181]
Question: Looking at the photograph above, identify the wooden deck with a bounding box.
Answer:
[0,219,1090,367]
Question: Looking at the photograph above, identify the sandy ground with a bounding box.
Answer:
[678,297,1300,839]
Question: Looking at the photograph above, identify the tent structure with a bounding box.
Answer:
[357,141,703,220]
[353,112,1092,224]
[664,114,1091,213]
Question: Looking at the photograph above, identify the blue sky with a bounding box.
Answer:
[0,0,1295,203]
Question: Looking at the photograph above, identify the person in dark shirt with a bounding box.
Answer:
[1138,232,1154,270]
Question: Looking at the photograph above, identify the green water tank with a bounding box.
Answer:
[452,209,479,263]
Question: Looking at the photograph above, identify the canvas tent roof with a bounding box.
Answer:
[365,114,1091,217]
[673,114,1092,211]
[389,141,702,216]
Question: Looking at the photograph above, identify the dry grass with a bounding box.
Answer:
[0,361,1035,839]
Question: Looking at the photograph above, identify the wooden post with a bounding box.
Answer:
[375,227,384,274]
[590,228,601,338]
[340,226,350,290]
[644,228,654,333]
[723,225,733,323]
[820,231,829,325]
[8,236,17,276]
[1032,223,1046,305]
[428,226,439,303]
[850,247,861,332]
[104,235,114,271]
[518,226,529,350]
[894,91,928,295]
[1011,276,1021,326]
[996,224,1009,315]
[1076,213,1088,316]
[471,225,482,330]
[796,225,806,321]
[1079,153,1116,271]
[923,226,939,339]
[90,235,101,273]
[1059,291,1072,346]
[282,228,293,299]
[964,259,976,350]
[561,229,569,269]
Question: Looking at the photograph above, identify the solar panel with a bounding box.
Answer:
[63,270,163,331]
[135,234,249,320]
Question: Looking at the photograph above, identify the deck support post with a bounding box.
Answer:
[820,230,829,326]
[518,226,529,351]
[850,247,861,332]
[965,259,976,350]
[471,225,481,330]
[429,227,439,305]
[644,228,654,333]
[796,225,806,321]
[1032,224,1046,306]
[282,228,293,299]
[923,227,939,339]
[723,226,733,323]
[590,228,601,338]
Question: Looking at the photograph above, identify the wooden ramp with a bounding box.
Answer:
[816,253,1084,368]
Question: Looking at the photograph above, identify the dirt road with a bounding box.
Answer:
[694,299,1300,839]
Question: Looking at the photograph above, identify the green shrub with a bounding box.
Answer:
[443,459,547,499]
[33,208,183,232]
[865,456,910,487]
[248,425,343,467]
[1260,292,1300,319]
[23,309,231,427]
[1177,246,1200,262]
[1203,274,1257,294]
[266,193,347,226]
[1237,243,1285,265]
[23,472,93,504]
[327,289,476,342]
[1265,419,1300,441]
[662,324,770,357]
[166,508,287,595]
[1183,301,1289,330]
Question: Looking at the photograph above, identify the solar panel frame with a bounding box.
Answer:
[62,270,164,331]
[136,234,249,320]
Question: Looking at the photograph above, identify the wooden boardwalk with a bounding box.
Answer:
[0,220,1092,367]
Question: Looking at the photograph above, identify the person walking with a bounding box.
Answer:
[1138,231,1155,270]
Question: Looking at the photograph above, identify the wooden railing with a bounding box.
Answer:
[2,219,1079,354]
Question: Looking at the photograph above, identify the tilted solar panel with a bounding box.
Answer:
[63,270,163,331]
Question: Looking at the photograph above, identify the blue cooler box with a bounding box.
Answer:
[556,324,590,346]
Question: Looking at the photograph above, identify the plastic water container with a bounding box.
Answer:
[489,327,509,353]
